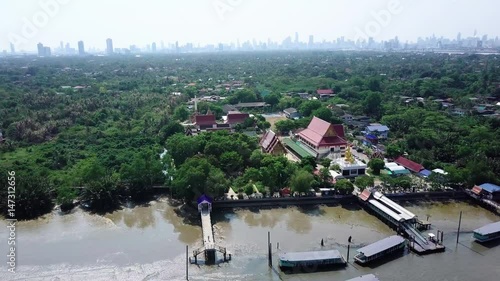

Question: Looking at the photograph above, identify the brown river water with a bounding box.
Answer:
[0,199,498,281]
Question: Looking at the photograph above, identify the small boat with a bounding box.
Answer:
[354,235,406,265]
[279,249,346,272]
[346,274,381,281]
[473,221,500,243]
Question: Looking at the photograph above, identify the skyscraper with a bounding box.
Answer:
[10,43,15,54]
[37,43,45,56]
[44,46,51,56]
[295,32,299,44]
[152,42,157,52]
[106,38,113,54]
[308,35,314,47]
[78,41,85,55]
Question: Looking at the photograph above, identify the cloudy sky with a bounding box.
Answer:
[1,0,498,52]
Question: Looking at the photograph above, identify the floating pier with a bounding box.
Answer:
[190,195,231,265]
[473,221,500,243]
[279,249,347,272]
[354,235,406,265]
[358,189,445,254]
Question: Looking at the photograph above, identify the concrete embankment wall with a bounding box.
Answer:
[212,191,468,209]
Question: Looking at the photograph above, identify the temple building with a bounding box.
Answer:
[259,130,285,155]
[330,147,367,179]
[188,109,231,134]
[296,117,348,159]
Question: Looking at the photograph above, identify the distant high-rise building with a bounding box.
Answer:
[218,43,223,51]
[37,43,45,56]
[152,42,157,52]
[60,41,64,51]
[161,41,165,50]
[175,41,179,52]
[65,43,70,54]
[78,41,85,55]
[10,43,15,54]
[106,38,113,54]
[308,35,314,47]
[44,46,51,56]
[457,32,461,42]
[295,32,299,44]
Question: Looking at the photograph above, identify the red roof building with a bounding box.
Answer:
[260,130,285,155]
[317,89,335,95]
[394,156,424,173]
[225,112,250,126]
[194,114,216,126]
[297,117,348,159]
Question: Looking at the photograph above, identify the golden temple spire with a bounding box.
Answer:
[345,146,355,164]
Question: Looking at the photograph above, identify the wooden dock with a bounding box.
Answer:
[191,195,231,265]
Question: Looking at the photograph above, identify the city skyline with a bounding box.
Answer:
[1,0,500,52]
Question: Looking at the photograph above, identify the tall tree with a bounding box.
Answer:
[290,170,315,194]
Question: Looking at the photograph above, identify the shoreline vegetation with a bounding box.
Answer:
[1,52,499,221]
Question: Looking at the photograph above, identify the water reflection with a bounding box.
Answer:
[161,202,201,244]
[106,203,157,229]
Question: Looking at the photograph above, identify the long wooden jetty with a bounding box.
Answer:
[190,195,231,265]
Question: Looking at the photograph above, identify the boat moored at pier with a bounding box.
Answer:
[354,235,406,265]
[279,250,347,271]
[473,221,500,243]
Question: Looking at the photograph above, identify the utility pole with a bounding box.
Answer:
[268,231,272,267]
[456,211,462,244]
[186,245,189,280]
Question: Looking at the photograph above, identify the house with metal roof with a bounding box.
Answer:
[283,108,301,119]
[471,183,500,200]
[394,156,424,173]
[296,117,348,159]
[366,124,390,139]
[317,89,335,99]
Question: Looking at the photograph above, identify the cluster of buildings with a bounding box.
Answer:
[19,32,500,57]
[260,116,368,180]
[185,108,251,136]
[404,96,500,118]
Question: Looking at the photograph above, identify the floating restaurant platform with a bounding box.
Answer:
[358,189,445,255]
[279,250,347,271]
[473,221,500,243]
[354,235,406,265]
[346,274,381,281]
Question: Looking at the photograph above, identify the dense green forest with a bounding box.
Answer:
[0,52,499,220]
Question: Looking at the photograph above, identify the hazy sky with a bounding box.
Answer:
[1,0,499,52]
